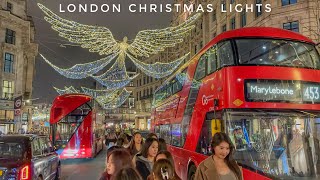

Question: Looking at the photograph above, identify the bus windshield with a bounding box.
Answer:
[225,109,320,179]
[236,39,320,69]
[53,103,91,149]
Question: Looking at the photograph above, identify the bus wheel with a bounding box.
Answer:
[188,165,196,180]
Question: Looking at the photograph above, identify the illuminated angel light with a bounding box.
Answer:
[38,3,201,81]
[54,86,131,109]
[54,86,79,95]
[39,53,116,79]
[127,52,189,78]
[97,88,132,109]
[81,87,116,97]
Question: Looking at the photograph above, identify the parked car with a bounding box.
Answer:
[0,134,61,180]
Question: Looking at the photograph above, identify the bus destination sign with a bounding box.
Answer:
[245,79,320,103]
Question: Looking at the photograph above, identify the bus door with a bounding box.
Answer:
[196,111,223,155]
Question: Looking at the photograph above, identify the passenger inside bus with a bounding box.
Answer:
[232,126,248,150]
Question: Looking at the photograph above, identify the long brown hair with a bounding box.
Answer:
[156,150,175,167]
[112,167,142,180]
[107,149,133,177]
[140,138,159,158]
[152,159,176,180]
[129,132,144,151]
[211,132,242,180]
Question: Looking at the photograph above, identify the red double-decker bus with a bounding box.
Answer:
[50,94,104,159]
[151,27,320,180]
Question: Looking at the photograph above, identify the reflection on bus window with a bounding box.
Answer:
[160,125,171,144]
[225,109,320,179]
[236,39,320,69]
[54,103,91,149]
[171,124,181,147]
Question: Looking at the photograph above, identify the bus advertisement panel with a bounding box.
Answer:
[50,94,104,159]
[151,27,320,180]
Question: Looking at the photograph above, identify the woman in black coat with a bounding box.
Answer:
[135,138,159,180]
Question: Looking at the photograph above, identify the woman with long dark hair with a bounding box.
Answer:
[113,166,142,180]
[194,132,243,180]
[135,138,159,180]
[128,132,144,155]
[100,148,133,180]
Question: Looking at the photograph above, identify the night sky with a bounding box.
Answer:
[27,0,173,104]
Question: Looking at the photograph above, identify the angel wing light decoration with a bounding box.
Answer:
[38,3,201,87]
[54,86,131,109]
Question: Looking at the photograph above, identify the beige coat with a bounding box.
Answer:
[194,156,243,180]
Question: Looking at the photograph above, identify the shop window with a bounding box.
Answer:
[240,11,247,27]
[2,80,14,99]
[4,53,14,73]
[283,21,299,32]
[5,29,15,45]
[282,0,297,6]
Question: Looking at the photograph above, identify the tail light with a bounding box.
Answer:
[19,164,31,180]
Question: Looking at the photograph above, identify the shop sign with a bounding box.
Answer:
[22,113,28,121]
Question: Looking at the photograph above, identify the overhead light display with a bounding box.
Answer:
[54,86,131,109]
[39,53,116,79]
[37,3,201,82]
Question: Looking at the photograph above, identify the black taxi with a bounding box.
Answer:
[0,134,60,180]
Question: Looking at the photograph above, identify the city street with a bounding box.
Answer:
[61,147,106,180]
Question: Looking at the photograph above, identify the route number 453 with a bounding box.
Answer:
[304,87,320,100]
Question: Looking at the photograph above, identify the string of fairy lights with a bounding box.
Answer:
[54,86,131,109]
[37,3,202,109]
[40,53,117,79]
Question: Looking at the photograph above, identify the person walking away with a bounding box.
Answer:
[158,138,167,151]
[149,159,179,180]
[113,166,142,180]
[135,138,159,180]
[147,133,158,139]
[194,132,243,180]
[152,150,180,180]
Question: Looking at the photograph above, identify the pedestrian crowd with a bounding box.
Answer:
[101,130,180,180]
[101,130,243,180]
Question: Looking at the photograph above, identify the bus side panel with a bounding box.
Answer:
[59,112,93,159]
[242,169,272,180]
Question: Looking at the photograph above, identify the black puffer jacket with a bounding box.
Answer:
[135,154,153,180]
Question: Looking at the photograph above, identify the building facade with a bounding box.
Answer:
[0,0,38,133]
[133,0,320,130]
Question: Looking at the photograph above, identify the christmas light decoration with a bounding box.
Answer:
[97,88,132,109]
[54,85,131,109]
[39,53,116,79]
[54,86,79,95]
[127,52,189,78]
[94,75,139,90]
[81,87,117,98]
[37,3,201,80]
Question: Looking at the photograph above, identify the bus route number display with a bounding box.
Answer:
[245,79,320,103]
